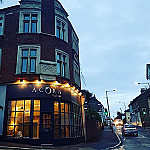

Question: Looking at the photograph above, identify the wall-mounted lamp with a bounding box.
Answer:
[20,79,23,82]
[38,78,41,82]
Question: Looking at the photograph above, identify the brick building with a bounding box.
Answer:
[0,0,85,145]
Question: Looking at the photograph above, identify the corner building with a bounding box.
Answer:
[0,0,85,145]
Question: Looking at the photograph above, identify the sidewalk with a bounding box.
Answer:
[0,126,119,150]
[137,126,150,133]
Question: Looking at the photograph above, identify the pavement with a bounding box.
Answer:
[144,127,150,133]
[0,126,120,150]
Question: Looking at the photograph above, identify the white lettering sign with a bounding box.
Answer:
[32,86,62,97]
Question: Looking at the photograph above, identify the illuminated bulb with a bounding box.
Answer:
[52,81,61,86]
[36,80,41,86]
[64,83,70,88]
[79,92,82,96]
[75,89,79,93]
[71,86,75,90]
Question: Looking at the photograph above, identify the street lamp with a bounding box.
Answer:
[135,81,150,88]
[106,89,117,119]
[119,102,126,111]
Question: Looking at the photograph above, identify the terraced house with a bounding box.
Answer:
[0,0,85,145]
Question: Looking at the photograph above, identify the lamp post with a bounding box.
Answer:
[106,89,117,129]
[135,82,150,88]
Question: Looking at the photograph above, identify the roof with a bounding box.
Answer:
[129,88,150,106]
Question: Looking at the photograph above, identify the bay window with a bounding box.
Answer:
[54,101,83,138]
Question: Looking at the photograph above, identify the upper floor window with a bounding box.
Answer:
[56,21,66,40]
[0,15,4,35]
[72,31,79,54]
[19,11,41,33]
[56,21,61,38]
[73,61,80,87]
[16,45,40,74]
[23,14,38,33]
[56,49,69,78]
[55,17,68,42]
[22,49,37,73]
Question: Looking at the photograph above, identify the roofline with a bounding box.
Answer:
[0,5,20,11]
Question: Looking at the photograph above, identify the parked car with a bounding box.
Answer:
[122,124,138,136]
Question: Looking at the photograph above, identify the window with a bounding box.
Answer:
[61,23,65,40]
[55,17,68,42]
[23,14,38,33]
[22,49,36,73]
[56,49,69,78]
[56,21,61,38]
[54,102,60,138]
[7,100,40,139]
[72,31,79,54]
[16,45,40,74]
[73,61,80,87]
[0,15,4,35]
[54,101,83,139]
[19,11,41,33]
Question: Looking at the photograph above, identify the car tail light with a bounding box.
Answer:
[135,128,137,130]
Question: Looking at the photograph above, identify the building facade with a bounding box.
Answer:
[129,88,150,127]
[0,0,85,145]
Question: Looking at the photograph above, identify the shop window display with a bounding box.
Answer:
[7,100,40,138]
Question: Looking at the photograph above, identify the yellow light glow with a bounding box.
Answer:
[71,86,75,91]
[79,92,82,96]
[51,81,61,86]
[64,83,70,88]
[75,89,79,93]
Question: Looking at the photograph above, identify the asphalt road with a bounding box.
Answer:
[115,126,150,150]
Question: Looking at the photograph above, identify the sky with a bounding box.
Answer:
[1,0,150,117]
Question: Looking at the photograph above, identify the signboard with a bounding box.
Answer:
[146,64,150,80]
[6,84,81,104]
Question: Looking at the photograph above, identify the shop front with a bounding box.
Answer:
[3,82,85,145]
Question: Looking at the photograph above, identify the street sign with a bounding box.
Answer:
[146,64,150,80]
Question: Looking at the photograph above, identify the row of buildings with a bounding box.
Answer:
[0,0,106,145]
[129,88,150,127]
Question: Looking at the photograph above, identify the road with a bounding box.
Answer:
[114,126,150,150]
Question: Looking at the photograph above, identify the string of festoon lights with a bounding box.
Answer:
[14,79,82,96]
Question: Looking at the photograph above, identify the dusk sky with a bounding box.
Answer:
[1,0,150,117]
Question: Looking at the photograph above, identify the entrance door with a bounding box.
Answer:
[40,112,53,143]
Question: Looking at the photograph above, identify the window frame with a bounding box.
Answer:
[73,61,80,87]
[54,101,83,139]
[56,49,69,78]
[0,14,5,35]
[7,99,40,139]
[16,45,40,75]
[19,11,41,33]
[55,16,68,42]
